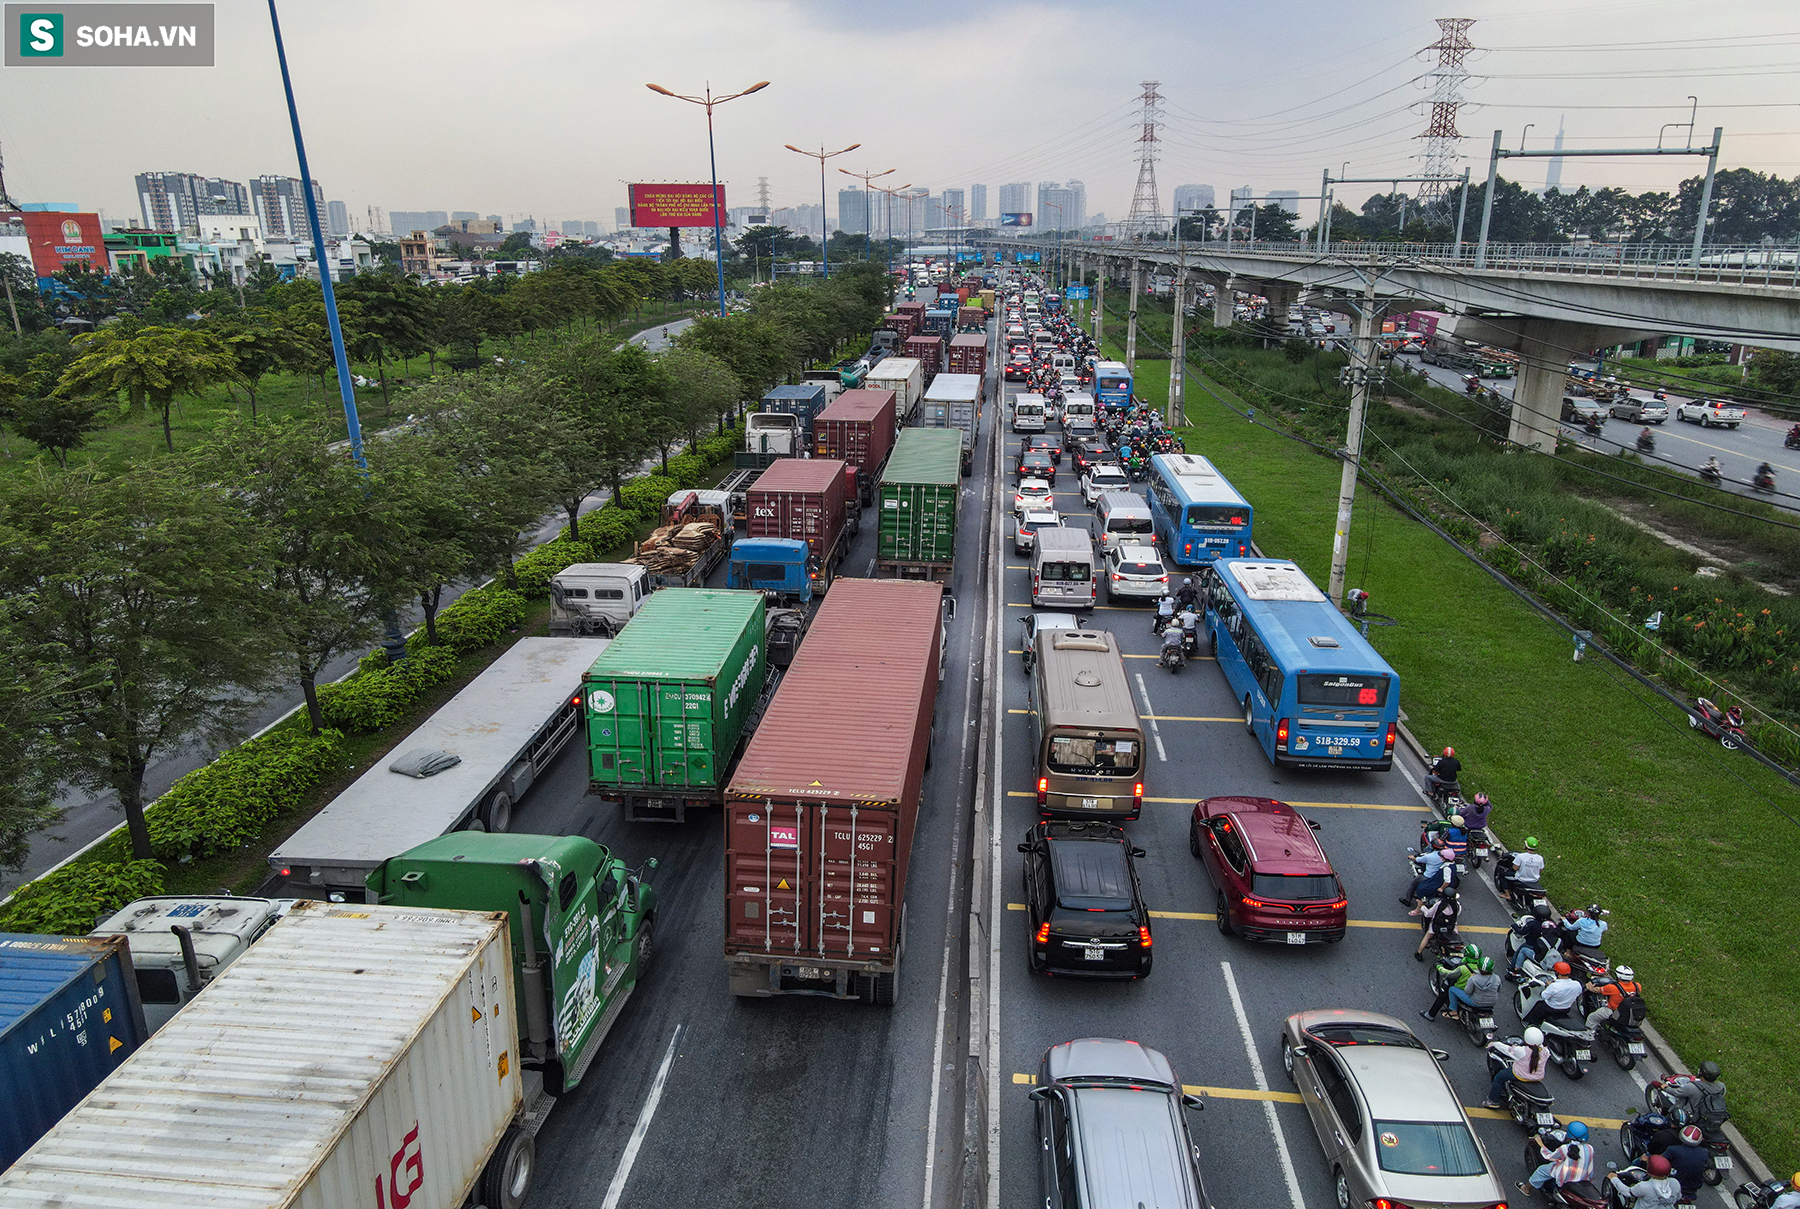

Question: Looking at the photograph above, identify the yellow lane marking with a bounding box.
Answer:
[1143,715,1240,722]
[1005,648,1214,661]
[1002,791,1424,813]
[1005,903,1503,934]
[1151,910,1213,920]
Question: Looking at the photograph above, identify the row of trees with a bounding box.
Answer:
[0,260,895,871]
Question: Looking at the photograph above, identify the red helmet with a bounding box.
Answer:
[1680,1126,1704,1145]
[1553,961,1572,976]
[1647,1156,1672,1179]
[1442,746,1455,757]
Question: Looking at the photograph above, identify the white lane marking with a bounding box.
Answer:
[600,1023,684,1209]
[1220,961,1305,1209]
[987,401,1006,1209]
[1133,673,1170,762]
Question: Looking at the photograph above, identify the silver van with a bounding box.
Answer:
[1032,527,1097,608]
[1092,492,1156,554]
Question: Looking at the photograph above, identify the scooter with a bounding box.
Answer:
[1732,1177,1796,1208]
[1428,962,1497,1046]
[1786,430,1800,451]
[1582,982,1649,1071]
[1644,1077,1734,1185]
[1159,641,1186,673]
[1753,471,1776,494]
[1637,432,1656,454]
[1513,969,1595,1080]
[1602,1163,1664,1209]
[1700,464,1723,487]
[1521,1125,1607,1208]
[1486,1041,1560,1131]
[1494,851,1549,914]
[1426,775,1462,814]
[1465,826,1492,870]
[1690,697,1745,750]
[1180,627,1200,658]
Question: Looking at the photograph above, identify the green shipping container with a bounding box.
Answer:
[878,429,962,566]
[584,589,767,790]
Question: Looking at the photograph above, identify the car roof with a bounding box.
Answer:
[1069,1087,1200,1209]
[1023,510,1061,524]
[1047,1037,1175,1086]
[1019,478,1051,490]
[1046,830,1133,899]
[1113,545,1161,562]
[1090,465,1127,477]
[1201,797,1332,874]
[1031,611,1080,628]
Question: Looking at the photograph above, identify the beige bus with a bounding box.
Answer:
[1025,628,1145,820]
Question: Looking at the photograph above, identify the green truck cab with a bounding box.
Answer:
[367,833,656,1097]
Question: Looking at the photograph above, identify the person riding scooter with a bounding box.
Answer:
[1787,424,1800,450]
[1426,747,1462,803]
[1637,427,1655,454]
[1756,462,1777,492]
[1700,456,1723,485]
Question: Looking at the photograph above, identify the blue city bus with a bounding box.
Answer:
[1198,558,1399,771]
[1146,453,1253,567]
[1093,360,1132,409]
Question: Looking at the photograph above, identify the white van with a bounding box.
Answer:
[1060,391,1096,428]
[1051,351,1077,378]
[1031,527,1097,608]
[547,562,653,636]
[1012,393,1048,433]
[1092,492,1156,554]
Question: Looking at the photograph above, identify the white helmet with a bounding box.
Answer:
[1522,1027,1545,1046]
[1616,966,1634,981]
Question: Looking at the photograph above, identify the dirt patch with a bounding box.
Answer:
[1595,494,1800,594]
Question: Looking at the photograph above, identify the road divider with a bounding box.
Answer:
[1002,790,1426,812]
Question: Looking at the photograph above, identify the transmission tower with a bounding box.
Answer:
[1416,17,1475,204]
[755,175,772,213]
[1125,81,1164,235]
[0,142,17,211]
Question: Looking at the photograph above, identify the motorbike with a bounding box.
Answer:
[1520,1125,1607,1208]
[1786,431,1800,450]
[1733,1177,1795,1208]
[1690,697,1745,750]
[1487,1042,1560,1131]
[1494,850,1549,914]
[1584,415,1604,437]
[1426,774,1462,814]
[1159,641,1186,673]
[1513,969,1594,1079]
[1700,464,1723,487]
[1465,826,1492,870]
[1644,1077,1734,1185]
[1583,982,1649,1070]
[1753,471,1776,495]
[1416,822,1470,875]
[1603,1163,1668,1209]
[1636,433,1656,454]
[1180,627,1200,658]
[1429,961,1497,1046]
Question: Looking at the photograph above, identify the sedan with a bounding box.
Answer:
[1014,478,1054,516]
[1081,464,1131,505]
[1560,397,1609,424]
[1019,610,1080,669]
[1014,509,1061,556]
[1070,439,1116,476]
[1609,395,1669,423]
[1062,418,1098,451]
[1005,357,1031,382]
[1280,1010,1505,1209]
[1103,544,1168,603]
[1015,450,1056,485]
[1020,821,1152,979]
[1025,433,1063,465]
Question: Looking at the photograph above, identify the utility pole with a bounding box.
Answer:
[1328,264,1382,604]
[1092,260,1105,347]
[0,142,21,335]
[1124,261,1139,373]
[1168,265,1186,428]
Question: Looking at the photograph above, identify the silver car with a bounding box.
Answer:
[1280,1009,1505,1209]
[1015,509,1062,556]
[1020,611,1081,669]
[1104,544,1168,603]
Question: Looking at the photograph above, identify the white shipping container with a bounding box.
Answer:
[866,357,924,425]
[0,902,521,1209]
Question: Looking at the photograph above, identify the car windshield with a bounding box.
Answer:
[1371,1121,1488,1177]
[1251,874,1340,900]
[1308,1024,1423,1049]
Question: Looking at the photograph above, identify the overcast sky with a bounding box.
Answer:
[4,0,1797,228]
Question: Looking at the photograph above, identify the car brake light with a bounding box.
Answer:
[1037,777,1049,809]
[1158,575,1168,583]
[1276,718,1290,749]
[1133,782,1144,811]
[1385,723,1397,752]
[1372,1200,1419,1209]
[1137,926,1152,947]
[1035,921,1050,944]
[1112,573,1124,581]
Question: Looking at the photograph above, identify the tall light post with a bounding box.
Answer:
[784,141,859,279]
[646,79,770,319]
[838,166,895,262]
[875,181,913,283]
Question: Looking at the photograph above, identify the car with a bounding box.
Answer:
[1005,357,1031,382]
[1031,1039,1211,1209]
[1014,509,1062,556]
[1025,433,1062,465]
[1675,397,1745,428]
[1101,544,1167,603]
[1019,611,1081,669]
[1019,821,1153,980]
[1279,1010,1506,1209]
[1058,372,1082,394]
[1014,478,1055,515]
[1081,464,1131,506]
[1560,396,1609,424]
[1006,324,1027,339]
[1015,450,1057,485]
[1070,440,1115,476]
[1608,395,1669,423]
[1062,417,1098,450]
[1189,796,1347,943]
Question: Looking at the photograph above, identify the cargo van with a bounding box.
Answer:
[1032,527,1097,608]
[1060,391,1096,427]
[1051,351,1077,378]
[1012,392,1048,433]
[1093,492,1157,555]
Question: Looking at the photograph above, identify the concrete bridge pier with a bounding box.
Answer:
[1509,319,1598,452]
[1125,261,1141,373]
[1261,284,1296,337]
[1196,272,1233,330]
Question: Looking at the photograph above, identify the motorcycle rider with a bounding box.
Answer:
[1701,455,1723,482]
[1523,960,1583,1027]
[1769,1173,1800,1209]
[1402,838,1456,907]
[1485,1027,1552,1109]
[1426,746,1463,801]
[1756,461,1776,489]
[1509,900,1558,981]
[1414,886,1461,960]
[1662,1062,1730,1134]
[1637,426,1655,451]
[1177,604,1201,651]
[1608,1155,1681,1209]
[1422,814,1470,859]
[1583,964,1645,1030]
[1175,577,1199,610]
[1522,1118,1595,1199]
[1154,592,1176,634]
[1568,907,1609,952]
[1789,423,1800,445]
[1660,1126,1711,1200]
[1498,836,1546,900]
[1159,622,1185,665]
[1445,955,1502,1021]
[1460,790,1493,832]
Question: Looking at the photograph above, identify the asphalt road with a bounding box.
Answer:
[986,369,1719,1209]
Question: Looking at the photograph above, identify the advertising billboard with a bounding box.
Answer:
[1000,212,1033,227]
[629,182,726,228]
[14,211,104,278]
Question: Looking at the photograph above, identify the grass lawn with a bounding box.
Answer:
[1113,330,1800,1173]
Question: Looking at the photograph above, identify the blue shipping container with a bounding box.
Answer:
[1,934,148,1169]
[761,384,829,443]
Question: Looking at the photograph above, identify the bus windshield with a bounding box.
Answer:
[1298,673,1390,708]
[1048,734,1140,775]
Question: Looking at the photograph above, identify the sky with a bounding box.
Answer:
[3,0,1798,230]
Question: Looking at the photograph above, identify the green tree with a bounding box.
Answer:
[0,604,71,871]
[339,274,431,403]
[212,309,306,420]
[659,346,741,448]
[59,325,239,452]
[1749,349,1800,399]
[497,231,535,259]
[533,338,666,538]
[0,466,272,859]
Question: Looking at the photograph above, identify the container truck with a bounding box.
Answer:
[814,388,898,506]
[727,537,814,607]
[759,383,830,445]
[922,307,956,340]
[0,857,656,1209]
[0,934,149,1171]
[904,333,944,376]
[946,332,989,379]
[746,457,853,595]
[896,299,927,333]
[549,562,654,636]
[876,428,962,583]
[921,371,982,475]
[88,895,291,1033]
[718,413,805,526]
[799,369,846,408]
[866,356,925,427]
[724,578,944,1004]
[584,588,773,823]
[624,489,732,589]
[270,637,599,896]
[956,306,986,333]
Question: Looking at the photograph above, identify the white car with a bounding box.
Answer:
[1675,397,1745,428]
[1081,465,1131,506]
[1013,478,1054,516]
[1014,509,1061,555]
[1104,544,1169,602]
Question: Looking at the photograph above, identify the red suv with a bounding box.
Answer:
[1188,796,1346,944]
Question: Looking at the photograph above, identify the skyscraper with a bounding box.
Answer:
[326,200,350,236]
[134,171,251,232]
[1266,190,1301,216]
[1172,184,1215,216]
[451,211,478,222]
[252,175,325,237]
[1065,180,1087,229]
[970,184,987,220]
[941,188,965,227]
[837,188,869,235]
[615,207,632,232]
[1037,182,1075,231]
[998,182,1030,218]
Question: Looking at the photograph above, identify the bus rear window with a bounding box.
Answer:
[1048,735,1140,775]
[1040,561,1090,581]
[1298,674,1389,707]
[1185,505,1249,528]
[1098,377,1128,391]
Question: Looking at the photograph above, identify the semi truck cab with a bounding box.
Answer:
[727,537,814,606]
[90,895,294,1032]
[548,562,653,637]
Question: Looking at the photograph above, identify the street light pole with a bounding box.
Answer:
[785,141,859,279]
[647,79,771,318]
[839,166,896,263]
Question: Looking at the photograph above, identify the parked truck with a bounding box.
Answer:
[815,388,898,506]
[88,895,291,1033]
[585,588,775,823]
[922,307,955,340]
[724,579,944,1004]
[896,299,927,333]
[1,853,656,1209]
[746,457,855,596]
[727,536,815,607]
[877,428,962,583]
[549,562,654,636]
[270,637,599,897]
[904,333,944,375]
[946,332,988,379]
[921,371,982,475]
[625,489,732,589]
[866,355,925,427]
[1,934,149,1171]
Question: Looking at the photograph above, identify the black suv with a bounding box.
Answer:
[1015,448,1057,485]
[1020,822,1153,980]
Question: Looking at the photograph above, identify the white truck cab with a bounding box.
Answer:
[548,561,654,637]
[90,895,295,1032]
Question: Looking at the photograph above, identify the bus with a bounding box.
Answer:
[1146,453,1253,567]
[1093,360,1132,410]
[1197,558,1399,771]
[1026,628,1144,819]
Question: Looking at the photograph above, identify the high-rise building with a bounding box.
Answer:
[1266,190,1301,216]
[837,188,869,235]
[251,175,325,237]
[970,184,987,220]
[325,199,350,236]
[510,218,537,233]
[583,221,600,238]
[998,182,1030,218]
[1065,180,1087,229]
[941,188,965,227]
[1037,182,1075,231]
[134,171,250,232]
[1172,184,1215,216]
[562,220,583,237]
[615,206,632,232]
[388,210,449,236]
[451,211,478,222]
[772,203,823,238]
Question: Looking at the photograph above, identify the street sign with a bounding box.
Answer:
[1064,286,1091,299]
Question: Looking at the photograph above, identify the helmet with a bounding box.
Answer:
[1443,746,1455,757]
[1183,578,1192,586]
[1646,1156,1672,1178]
[1566,1120,1589,1141]
[1450,815,1465,827]
[1615,966,1634,981]
[1473,792,1490,806]
[1523,1027,1546,1046]
[1464,943,1483,964]
[1478,956,1494,974]
[1699,1060,1722,1081]
[1533,901,1552,919]
[1553,961,1572,977]
[1524,836,1540,850]
[1432,836,1449,849]
[1790,1173,1800,1192]
[1680,1126,1703,1146]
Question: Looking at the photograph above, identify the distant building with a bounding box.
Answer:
[771,202,822,238]
[1267,189,1300,216]
[326,199,350,236]
[1172,184,1215,216]
[510,218,536,233]
[485,214,502,223]
[252,175,325,237]
[134,171,251,232]
[998,182,1030,218]
[1065,180,1086,229]
[398,230,438,276]
[941,188,965,227]
[837,187,869,235]
[1036,182,1075,231]
[1229,186,1254,216]
[614,206,632,232]
[970,183,987,220]
[451,210,478,222]
[17,202,78,212]
[389,210,449,236]
[562,220,583,237]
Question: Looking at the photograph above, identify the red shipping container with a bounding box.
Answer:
[897,300,927,331]
[947,333,987,379]
[724,578,944,999]
[880,311,915,339]
[745,457,850,590]
[904,334,944,376]
[814,389,897,493]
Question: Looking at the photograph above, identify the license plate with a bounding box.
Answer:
[796,965,829,980]
[1083,947,1104,961]
[1536,1112,1557,1125]
[1628,1042,1647,1055]
[1476,846,1491,858]
[1714,1156,1732,1170]
[1286,932,1307,945]
[1575,1049,1592,1061]
[1327,746,1344,757]
[1456,862,1468,874]
[1478,1016,1495,1029]
[1081,797,1100,809]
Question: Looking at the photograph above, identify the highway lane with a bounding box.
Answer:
[989,367,1691,1209]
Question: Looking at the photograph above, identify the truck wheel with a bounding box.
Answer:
[863,971,898,1007]
[481,791,513,833]
[636,917,655,970]
[480,1125,535,1209]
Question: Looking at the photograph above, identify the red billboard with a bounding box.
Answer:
[629,182,725,228]
[18,212,105,278]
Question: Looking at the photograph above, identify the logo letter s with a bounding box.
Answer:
[28,18,54,51]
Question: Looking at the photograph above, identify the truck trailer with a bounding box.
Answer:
[865,356,925,427]
[814,388,898,507]
[876,428,962,583]
[745,457,854,596]
[920,371,982,475]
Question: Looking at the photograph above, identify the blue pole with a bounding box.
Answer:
[706,97,727,319]
[267,0,364,470]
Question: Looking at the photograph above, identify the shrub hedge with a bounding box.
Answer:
[145,727,346,861]
[0,858,168,934]
[619,475,679,519]
[429,586,527,653]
